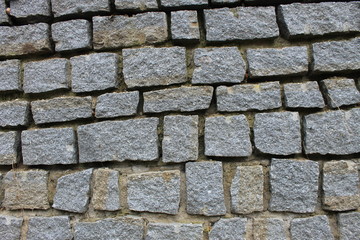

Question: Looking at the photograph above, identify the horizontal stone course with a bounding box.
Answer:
[95,92,139,118]
[10,0,51,19]
[284,81,325,109]
[52,0,110,17]
[0,131,20,165]
[0,60,21,92]
[321,78,360,108]
[146,222,203,240]
[0,100,29,127]
[0,215,23,240]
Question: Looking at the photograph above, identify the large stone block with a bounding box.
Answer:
[0,131,20,165]
[171,10,200,41]
[146,222,203,240]
[10,0,51,18]
[0,215,23,240]
[284,81,325,109]
[0,100,29,127]
[290,216,334,240]
[209,218,247,240]
[339,212,360,240]
[321,78,360,108]
[95,92,139,118]
[51,0,110,17]
[115,0,158,10]
[0,60,21,92]
[253,218,286,240]
[160,0,207,7]
[26,216,72,240]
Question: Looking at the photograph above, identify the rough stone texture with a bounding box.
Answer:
[284,81,325,109]
[270,159,319,213]
[0,131,20,165]
[322,160,360,211]
[212,0,239,3]
[10,0,51,18]
[0,0,8,24]
[92,168,121,211]
[217,82,281,111]
[231,166,264,214]
[205,115,252,157]
[146,222,203,240]
[127,170,181,214]
[290,216,334,240]
[313,38,360,72]
[71,53,119,93]
[321,78,360,108]
[304,108,360,155]
[338,212,360,240]
[160,0,207,7]
[0,215,23,240]
[205,7,278,41]
[253,218,286,240]
[93,12,167,50]
[26,216,72,240]
[254,112,301,155]
[0,100,29,127]
[78,118,159,163]
[3,170,49,210]
[163,115,198,163]
[31,96,92,124]
[0,23,51,57]
[52,20,92,52]
[143,86,213,113]
[247,46,308,77]
[278,2,360,39]
[0,60,21,92]
[171,11,200,41]
[192,47,246,84]
[21,128,77,165]
[74,217,144,240]
[95,92,139,118]
[52,169,93,213]
[186,161,226,216]
[115,0,158,10]
[23,58,69,93]
[209,218,247,240]
[123,47,186,88]
[51,0,110,17]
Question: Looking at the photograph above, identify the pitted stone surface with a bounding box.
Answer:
[290,216,334,240]
[0,0,8,24]
[321,78,360,108]
[146,222,203,240]
[0,215,23,240]
[284,81,325,109]
[0,60,21,92]
[0,132,20,165]
[253,218,286,240]
[171,11,199,41]
[115,0,158,10]
[209,218,247,240]
[160,0,207,7]
[339,212,360,240]
[0,100,29,127]
[26,216,72,240]
[51,0,110,17]
[95,92,139,118]
[10,0,51,18]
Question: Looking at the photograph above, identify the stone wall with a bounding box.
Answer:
[0,0,359,239]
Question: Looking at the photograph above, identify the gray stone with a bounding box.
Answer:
[0,23,51,57]
[162,115,198,163]
[284,81,325,109]
[0,0,8,24]
[205,115,252,157]
[146,222,203,240]
[143,86,213,113]
[0,60,21,92]
[0,215,23,240]
[186,161,226,216]
[212,0,239,3]
[290,216,334,240]
[31,96,92,124]
[209,218,247,240]
[0,100,29,127]
[171,11,200,41]
[253,218,286,240]
[313,38,360,72]
[10,0,51,18]
[247,46,308,77]
[254,112,301,155]
[270,159,319,213]
[115,0,158,10]
[23,58,69,93]
[160,0,207,7]
[339,212,360,240]
[51,0,110,17]
[71,52,119,93]
[205,7,278,41]
[304,108,360,155]
[123,47,186,88]
[192,47,246,84]
[217,82,281,111]
[0,131,20,165]
[53,169,92,213]
[93,12,167,50]
[78,118,158,163]
[321,78,360,108]
[52,20,92,52]
[26,216,72,240]
[95,92,139,118]
[127,170,180,214]
[3,170,49,210]
[22,127,77,165]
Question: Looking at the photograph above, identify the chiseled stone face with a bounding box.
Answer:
[51,0,110,17]
[321,78,360,108]
[209,218,247,240]
[171,11,200,41]
[284,81,325,109]
[0,132,20,165]
[115,0,158,10]
[146,223,203,240]
[339,212,360,240]
[253,218,286,240]
[290,216,334,240]
[0,60,21,92]
[0,215,23,240]
[26,216,72,240]
[0,100,29,127]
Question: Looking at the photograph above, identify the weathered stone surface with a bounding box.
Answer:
[205,115,252,157]
[143,86,213,113]
[115,0,158,10]
[93,12,167,50]
[160,0,207,7]
[146,222,203,240]
[217,82,281,111]
[23,58,69,93]
[231,166,264,214]
[163,115,198,163]
[270,159,319,213]
[284,81,325,109]
[253,218,286,240]
[22,128,77,165]
[10,0,51,18]
[0,0,8,24]
[71,52,118,93]
[290,216,334,240]
[78,118,158,162]
[123,47,186,88]
[0,23,51,57]
[212,0,239,3]
[0,100,29,127]
[3,170,49,210]
[26,216,72,240]
[95,92,139,118]
[0,60,21,92]
[304,108,360,155]
[205,7,278,41]
[75,217,144,240]
[278,2,360,39]
[53,169,93,213]
[247,46,308,77]
[171,11,200,40]
[339,212,360,240]
[31,96,92,124]
[52,0,110,17]
[0,215,23,240]
[313,38,360,72]
[321,78,360,108]
[209,218,247,240]
[254,112,301,155]
[52,19,92,52]
[186,161,226,216]
[322,160,360,211]
[192,47,245,84]
[92,169,121,211]
[0,132,20,165]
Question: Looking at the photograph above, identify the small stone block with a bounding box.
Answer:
[51,0,110,17]
[0,60,21,92]
[95,92,139,118]
[253,218,286,240]
[0,0,8,24]
[26,216,72,240]
[171,10,200,41]
[0,131,20,165]
[10,0,51,18]
[0,100,29,127]
[290,216,334,240]
[0,215,23,240]
[321,78,360,108]
[160,0,207,7]
[115,0,158,10]
[339,212,360,240]
[146,222,203,240]
[284,81,325,109]
[209,218,247,240]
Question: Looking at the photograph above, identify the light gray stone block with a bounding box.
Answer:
[0,215,23,240]
[171,10,200,40]
[339,212,360,240]
[10,0,51,18]
[0,60,21,92]
[209,218,247,240]
[212,0,239,3]
[284,81,325,109]
[95,92,139,118]
[146,222,203,240]
[290,216,334,240]
[0,132,20,165]
[26,216,72,240]
[0,100,29,127]
[115,0,158,10]
[160,0,207,7]
[321,78,360,108]
[0,0,8,24]
[253,218,286,240]
[51,0,110,17]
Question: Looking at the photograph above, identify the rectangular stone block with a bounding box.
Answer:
[0,131,20,165]
[51,0,110,17]
[0,60,21,92]
[143,86,213,113]
[0,215,23,240]
[0,100,29,127]
[26,216,72,240]
[115,0,158,10]
[253,218,286,240]
[339,212,360,240]
[321,78,360,108]
[160,0,207,7]
[78,118,159,163]
[10,0,51,19]
[290,216,334,240]
[0,0,8,24]
[146,222,203,240]
[171,10,200,41]
[93,12,167,50]
[209,218,247,240]
[284,81,325,109]
[95,92,139,118]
